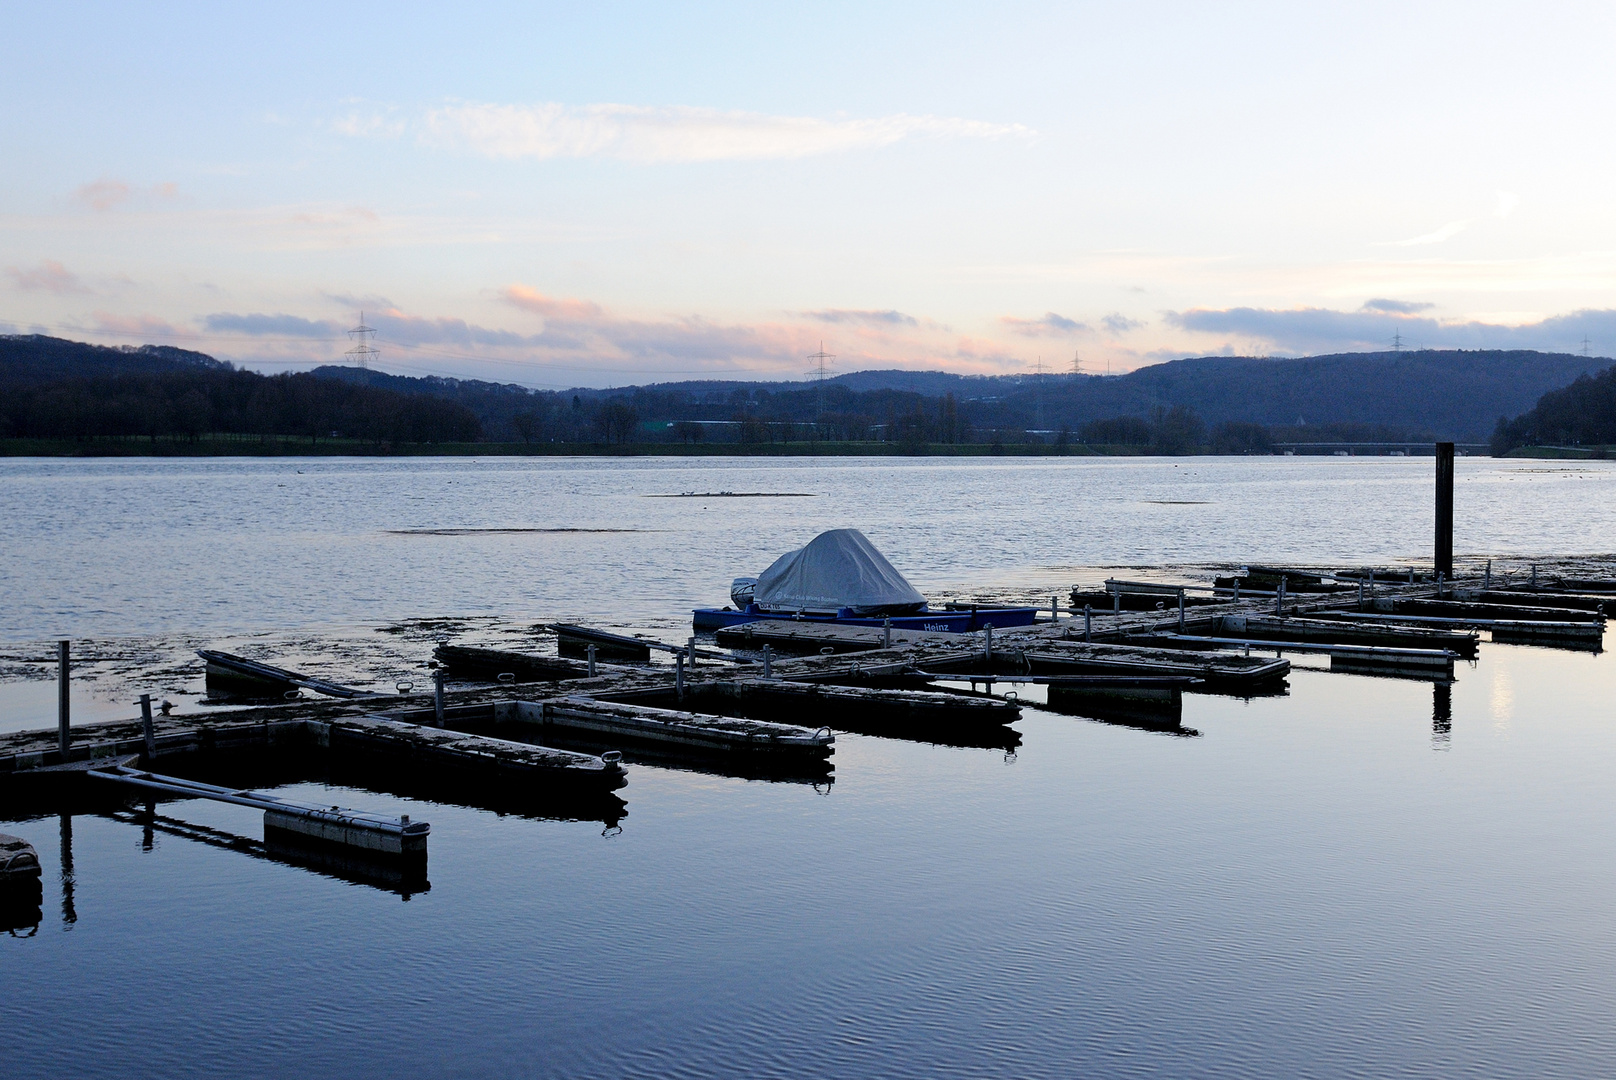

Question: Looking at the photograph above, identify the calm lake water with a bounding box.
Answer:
[3,456,1615,1078]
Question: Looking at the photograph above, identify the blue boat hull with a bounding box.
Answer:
[691,605,1041,633]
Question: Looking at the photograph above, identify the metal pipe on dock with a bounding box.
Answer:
[586,645,597,678]
[1084,604,1092,642]
[433,669,446,728]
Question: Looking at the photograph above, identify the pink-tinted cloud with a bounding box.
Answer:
[7,259,89,294]
[90,311,195,340]
[501,285,606,322]
[199,287,1104,385]
[72,178,182,211]
[75,179,132,211]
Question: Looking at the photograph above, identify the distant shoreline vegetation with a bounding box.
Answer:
[2,333,1613,458]
[8,436,1592,459]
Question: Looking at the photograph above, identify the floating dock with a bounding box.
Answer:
[1147,633,1457,678]
[548,623,655,662]
[432,643,592,682]
[8,552,1616,900]
[199,649,375,700]
[88,764,429,857]
[714,620,950,653]
[377,696,834,765]
[926,641,1292,694]
[0,705,628,804]
[1330,609,1605,643]
[1207,613,1479,656]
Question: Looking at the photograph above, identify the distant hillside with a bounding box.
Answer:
[1492,366,1616,453]
[314,348,1602,442]
[5,336,1610,449]
[0,333,228,383]
[0,340,480,445]
[966,350,1611,440]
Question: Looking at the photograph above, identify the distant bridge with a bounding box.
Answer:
[1270,442,1489,455]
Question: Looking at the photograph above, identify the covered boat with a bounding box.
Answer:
[754,528,926,616]
[694,529,1038,633]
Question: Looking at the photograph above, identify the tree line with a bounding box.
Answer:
[0,367,482,444]
[1491,367,1616,453]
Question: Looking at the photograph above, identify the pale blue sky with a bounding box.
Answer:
[5,2,1616,386]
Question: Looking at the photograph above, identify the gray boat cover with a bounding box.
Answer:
[753,529,926,613]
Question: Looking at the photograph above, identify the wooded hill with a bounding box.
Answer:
[3,334,1610,451]
[0,335,480,444]
[1492,366,1616,453]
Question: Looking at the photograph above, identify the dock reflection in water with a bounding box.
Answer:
[103,807,431,898]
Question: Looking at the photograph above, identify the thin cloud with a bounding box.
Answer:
[90,311,195,340]
[1494,190,1520,218]
[1101,313,1143,334]
[413,101,1033,162]
[1382,219,1471,247]
[322,291,396,312]
[7,259,90,295]
[72,178,180,211]
[803,309,918,327]
[1361,298,1434,314]
[501,285,606,322]
[75,179,132,211]
[1000,312,1087,337]
[290,206,380,226]
[202,313,341,338]
[1168,304,1616,355]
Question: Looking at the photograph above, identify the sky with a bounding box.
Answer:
[5,1,1616,388]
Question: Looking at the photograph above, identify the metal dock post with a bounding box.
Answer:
[139,693,156,760]
[1435,441,1454,579]
[58,640,70,757]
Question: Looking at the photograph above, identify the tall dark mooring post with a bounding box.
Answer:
[57,640,70,757]
[1435,442,1454,579]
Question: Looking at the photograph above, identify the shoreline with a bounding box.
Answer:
[5,438,1589,459]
